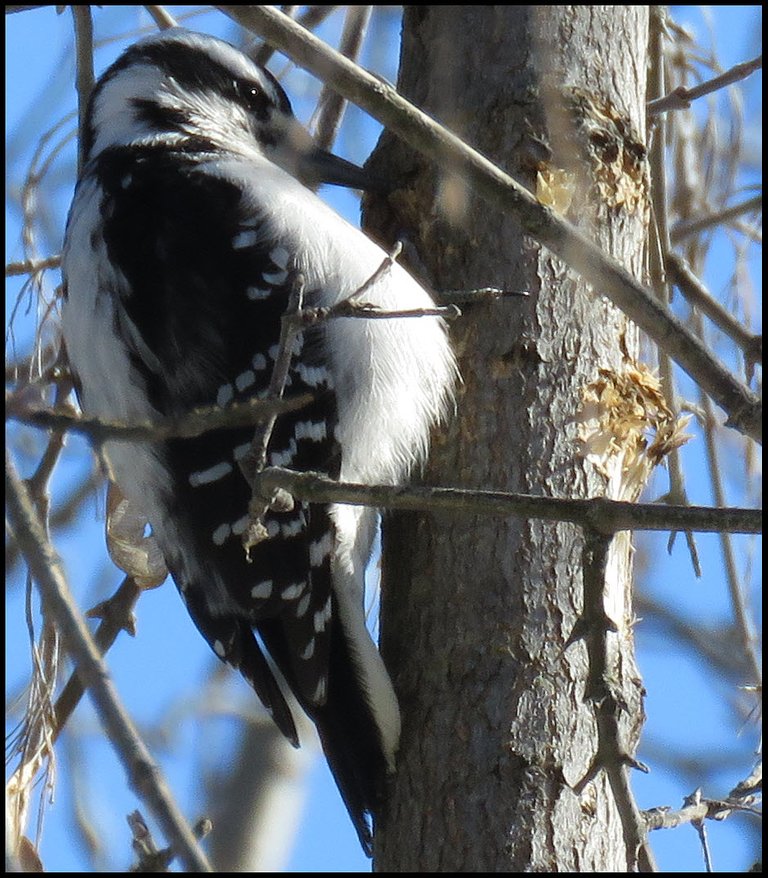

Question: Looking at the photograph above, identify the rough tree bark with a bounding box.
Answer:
[366,7,650,871]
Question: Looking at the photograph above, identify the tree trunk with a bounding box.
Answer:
[366,6,650,871]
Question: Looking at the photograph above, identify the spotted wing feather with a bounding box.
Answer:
[83,143,340,716]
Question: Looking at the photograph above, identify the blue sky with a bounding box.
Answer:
[6,6,761,872]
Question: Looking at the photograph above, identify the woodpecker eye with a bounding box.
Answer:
[235,79,271,120]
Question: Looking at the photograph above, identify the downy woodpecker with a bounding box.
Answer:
[61,28,456,853]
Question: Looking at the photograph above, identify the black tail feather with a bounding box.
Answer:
[258,602,388,856]
[233,619,300,748]
[182,586,299,746]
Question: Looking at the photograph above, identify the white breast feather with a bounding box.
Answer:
[210,157,458,488]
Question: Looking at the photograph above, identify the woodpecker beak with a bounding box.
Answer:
[301,146,387,193]
[273,116,387,193]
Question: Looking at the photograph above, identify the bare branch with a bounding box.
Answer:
[698,380,762,687]
[16,108,76,270]
[255,467,762,535]
[239,244,427,551]
[52,576,144,742]
[644,784,761,831]
[144,6,178,29]
[347,239,402,303]
[70,6,94,176]
[252,6,336,68]
[671,194,762,243]
[6,255,61,277]
[648,54,762,115]
[635,594,750,681]
[6,465,102,573]
[305,300,461,322]
[128,809,212,872]
[438,286,530,306]
[314,6,372,152]
[217,5,762,444]
[571,531,657,872]
[666,254,762,364]
[5,451,212,873]
[296,243,461,323]
[239,272,306,509]
[647,23,701,578]
[7,393,313,444]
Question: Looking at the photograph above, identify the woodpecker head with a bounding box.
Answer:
[83,28,375,190]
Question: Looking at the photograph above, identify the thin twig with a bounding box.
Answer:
[240,245,409,550]
[644,782,761,831]
[16,109,77,277]
[635,594,751,681]
[314,6,372,151]
[728,217,762,246]
[697,372,762,687]
[666,254,762,364]
[6,451,212,873]
[9,378,75,832]
[691,803,714,873]
[217,5,762,444]
[252,6,335,68]
[128,809,212,872]
[348,240,402,303]
[52,576,144,742]
[6,465,102,573]
[7,393,313,444]
[255,467,762,535]
[5,341,60,384]
[648,23,701,578]
[239,272,307,552]
[6,255,61,277]
[25,379,74,514]
[71,6,94,176]
[144,6,178,29]
[241,273,306,483]
[670,194,762,243]
[648,54,762,115]
[438,286,530,306]
[570,530,657,872]
[301,300,461,324]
